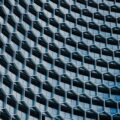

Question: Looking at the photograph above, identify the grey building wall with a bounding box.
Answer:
[0,0,120,120]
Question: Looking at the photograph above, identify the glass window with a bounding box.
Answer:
[48,77,58,87]
[43,34,52,43]
[72,85,83,94]
[60,6,68,14]
[0,100,3,109]
[6,104,15,115]
[60,55,70,63]
[36,72,46,82]
[6,23,15,32]
[42,60,52,70]
[14,59,23,70]
[48,107,58,116]
[71,34,80,42]
[25,66,34,76]
[2,84,10,95]
[29,116,38,120]
[22,21,30,30]
[30,84,39,94]
[85,89,95,97]
[36,102,45,112]
[19,78,28,88]
[10,41,19,51]
[42,89,51,99]
[0,65,6,75]
[73,115,84,120]
[91,77,102,85]
[20,48,29,58]
[60,30,69,38]
[60,82,70,91]
[34,3,41,12]
[61,111,71,120]
[24,96,33,107]
[92,104,103,112]
[32,55,40,64]
[72,59,82,67]
[44,9,52,18]
[80,75,89,82]
[67,98,77,107]
[4,52,12,63]
[13,90,21,101]
[17,110,27,120]
[54,94,64,103]
[3,5,10,14]
[8,71,16,82]
[37,44,46,53]
[66,70,76,79]
[54,39,64,47]
[54,65,64,75]
[80,101,90,109]
[49,1,57,8]
[48,49,57,59]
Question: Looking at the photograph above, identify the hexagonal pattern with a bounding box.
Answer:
[0,0,120,120]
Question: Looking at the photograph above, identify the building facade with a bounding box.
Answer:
[0,0,120,120]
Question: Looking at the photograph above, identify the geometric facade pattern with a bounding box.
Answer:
[0,0,120,120]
